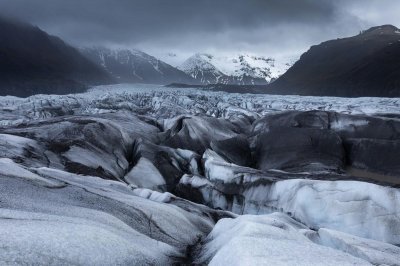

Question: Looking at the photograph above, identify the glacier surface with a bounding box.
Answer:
[0,84,399,265]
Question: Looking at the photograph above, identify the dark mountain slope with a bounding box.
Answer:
[268,25,400,97]
[0,17,112,97]
[81,47,196,85]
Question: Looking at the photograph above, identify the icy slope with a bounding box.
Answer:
[197,213,400,265]
[0,159,232,265]
[179,152,400,244]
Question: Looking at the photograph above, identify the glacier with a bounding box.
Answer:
[0,83,399,265]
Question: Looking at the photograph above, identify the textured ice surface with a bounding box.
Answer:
[0,208,177,265]
[308,228,400,265]
[0,84,399,127]
[181,150,400,244]
[249,179,400,244]
[197,213,372,266]
[0,162,223,264]
[0,84,399,265]
[194,178,400,244]
[125,157,166,191]
[0,158,63,187]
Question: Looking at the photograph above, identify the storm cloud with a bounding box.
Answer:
[1,0,399,62]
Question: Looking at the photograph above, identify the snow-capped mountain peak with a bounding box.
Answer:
[180,53,221,73]
[179,53,296,85]
[178,53,224,84]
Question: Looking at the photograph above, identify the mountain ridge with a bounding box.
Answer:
[0,16,113,97]
[268,24,400,97]
[81,47,197,85]
[179,53,295,85]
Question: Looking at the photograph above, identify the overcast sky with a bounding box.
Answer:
[1,0,399,64]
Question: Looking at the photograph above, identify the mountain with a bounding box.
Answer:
[81,47,196,85]
[268,25,400,97]
[179,53,295,85]
[0,16,112,97]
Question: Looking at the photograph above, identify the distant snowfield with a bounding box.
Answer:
[0,83,399,265]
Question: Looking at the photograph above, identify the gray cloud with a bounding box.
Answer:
[0,0,399,63]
